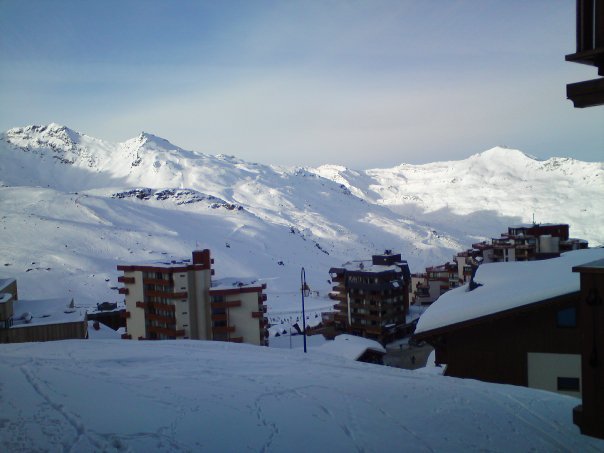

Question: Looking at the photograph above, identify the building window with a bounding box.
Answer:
[557,377,580,392]
[557,307,577,328]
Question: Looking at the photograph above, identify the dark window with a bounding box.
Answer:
[557,307,577,328]
[557,377,580,391]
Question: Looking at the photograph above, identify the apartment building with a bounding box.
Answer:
[329,251,411,342]
[117,250,268,346]
[411,223,588,305]
[473,223,588,263]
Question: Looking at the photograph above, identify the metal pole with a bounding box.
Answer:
[301,267,307,353]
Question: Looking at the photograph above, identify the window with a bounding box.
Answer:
[557,307,577,328]
[557,377,580,392]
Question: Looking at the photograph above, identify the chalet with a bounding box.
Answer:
[0,279,87,343]
[414,248,604,398]
[572,258,604,439]
[317,334,386,364]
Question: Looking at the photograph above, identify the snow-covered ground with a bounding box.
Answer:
[0,124,602,331]
[1,340,602,452]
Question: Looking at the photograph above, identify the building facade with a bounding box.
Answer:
[0,279,87,343]
[329,251,411,342]
[118,250,268,346]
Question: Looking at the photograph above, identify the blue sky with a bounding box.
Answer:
[0,0,602,168]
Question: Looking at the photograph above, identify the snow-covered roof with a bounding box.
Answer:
[10,297,85,328]
[87,320,123,339]
[0,278,15,292]
[317,334,386,360]
[415,248,604,335]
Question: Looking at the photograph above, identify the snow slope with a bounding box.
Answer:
[0,124,602,323]
[1,340,602,452]
[313,147,604,245]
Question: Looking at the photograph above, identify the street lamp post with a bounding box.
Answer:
[301,267,308,353]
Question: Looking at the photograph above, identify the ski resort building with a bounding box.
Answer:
[414,248,604,399]
[572,257,604,439]
[329,251,411,343]
[410,223,589,306]
[0,278,87,343]
[472,223,588,263]
[117,250,268,346]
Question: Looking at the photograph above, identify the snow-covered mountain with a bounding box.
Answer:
[1,124,602,315]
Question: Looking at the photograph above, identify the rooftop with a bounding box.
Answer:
[10,297,85,328]
[415,248,604,335]
[317,334,386,361]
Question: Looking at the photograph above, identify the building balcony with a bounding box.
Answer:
[212,313,228,322]
[328,291,346,301]
[118,287,129,295]
[333,303,348,311]
[146,313,176,324]
[145,290,188,299]
[146,326,185,337]
[121,333,132,339]
[118,276,135,284]
[120,311,131,319]
[142,278,174,287]
[211,300,242,309]
[212,325,236,334]
[251,311,263,319]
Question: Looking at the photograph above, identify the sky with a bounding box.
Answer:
[0,0,602,169]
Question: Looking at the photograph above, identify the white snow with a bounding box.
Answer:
[0,124,602,337]
[10,297,84,328]
[316,333,386,361]
[415,248,604,334]
[1,340,602,452]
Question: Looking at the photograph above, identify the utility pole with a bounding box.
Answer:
[301,267,308,353]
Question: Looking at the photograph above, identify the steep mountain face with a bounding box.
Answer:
[0,124,601,311]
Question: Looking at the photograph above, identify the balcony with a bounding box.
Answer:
[143,278,173,287]
[145,290,188,299]
[118,276,135,284]
[146,313,176,324]
[333,303,348,311]
[211,300,241,309]
[212,325,236,334]
[328,291,346,301]
[251,311,263,319]
[118,287,129,295]
[211,313,228,322]
[146,326,185,337]
[136,301,175,312]
[120,311,131,319]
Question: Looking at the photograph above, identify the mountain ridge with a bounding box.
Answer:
[0,124,601,311]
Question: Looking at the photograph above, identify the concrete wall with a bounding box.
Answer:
[124,270,146,339]
[527,352,581,398]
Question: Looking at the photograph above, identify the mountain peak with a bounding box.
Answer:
[2,123,82,150]
[124,131,182,153]
[471,146,539,162]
